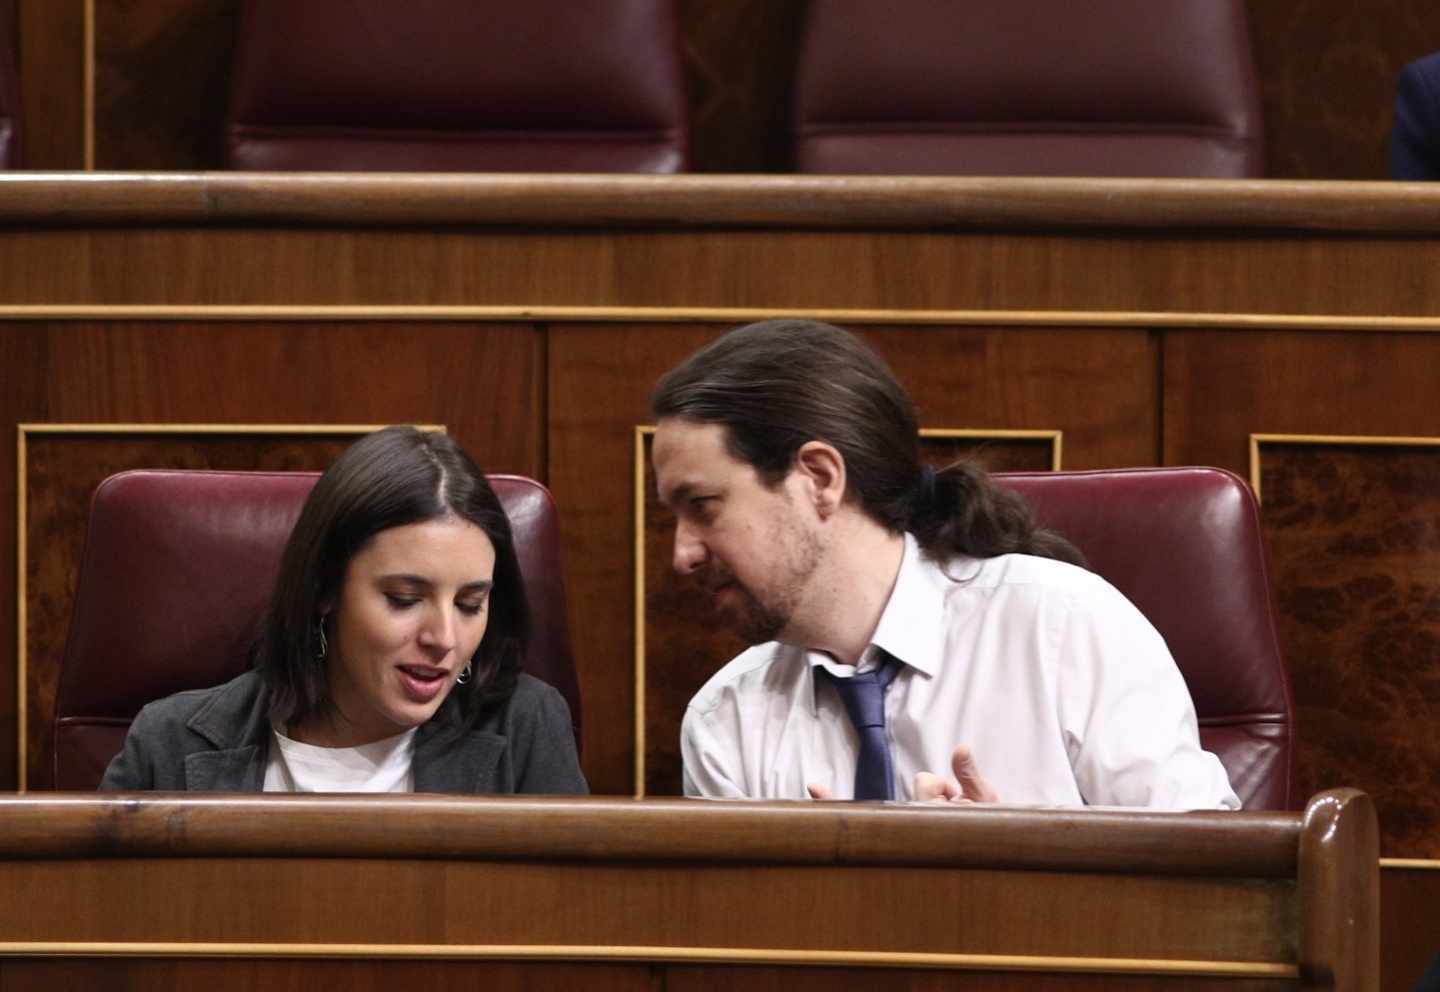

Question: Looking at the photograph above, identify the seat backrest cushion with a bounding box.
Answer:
[226,0,687,172]
[795,0,1263,177]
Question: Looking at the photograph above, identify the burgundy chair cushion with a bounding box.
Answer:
[997,467,1295,810]
[794,0,1263,177]
[51,470,580,791]
[226,0,688,172]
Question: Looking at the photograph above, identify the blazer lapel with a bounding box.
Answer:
[183,670,273,792]
[412,702,507,794]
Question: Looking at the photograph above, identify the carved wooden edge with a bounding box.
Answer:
[3,174,1440,233]
[0,794,1302,875]
[1298,789,1380,991]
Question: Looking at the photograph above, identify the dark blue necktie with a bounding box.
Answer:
[819,653,903,800]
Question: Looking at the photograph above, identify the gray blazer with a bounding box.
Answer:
[99,669,587,794]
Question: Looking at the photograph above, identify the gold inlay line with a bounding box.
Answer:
[0,941,1298,976]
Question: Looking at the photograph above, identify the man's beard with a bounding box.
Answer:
[702,516,823,646]
[706,573,791,645]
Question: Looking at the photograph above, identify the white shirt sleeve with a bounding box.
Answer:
[1054,578,1241,810]
[680,704,748,798]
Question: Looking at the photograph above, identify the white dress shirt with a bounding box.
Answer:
[681,533,1240,809]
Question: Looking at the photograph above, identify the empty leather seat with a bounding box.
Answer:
[226,0,688,172]
[794,0,1263,177]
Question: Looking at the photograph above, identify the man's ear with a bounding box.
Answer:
[793,441,846,518]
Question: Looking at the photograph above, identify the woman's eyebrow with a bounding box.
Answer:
[377,574,493,592]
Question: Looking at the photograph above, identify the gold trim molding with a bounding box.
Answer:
[1381,858,1440,870]
[5,303,1440,333]
[0,941,1297,977]
[14,422,439,790]
[1249,432,1440,502]
[631,425,1062,796]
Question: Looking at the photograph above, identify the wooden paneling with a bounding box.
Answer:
[1255,441,1440,858]
[0,961,655,992]
[548,323,720,794]
[1164,331,1440,476]
[0,792,1381,988]
[1381,865,1440,991]
[92,0,241,170]
[1248,0,1440,179]
[16,0,84,168]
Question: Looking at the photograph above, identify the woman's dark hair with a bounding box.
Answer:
[255,426,528,731]
[652,319,1084,567]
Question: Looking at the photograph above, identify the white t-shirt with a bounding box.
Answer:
[681,533,1240,810]
[263,725,417,793]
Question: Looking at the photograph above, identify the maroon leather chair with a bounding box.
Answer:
[225,0,688,172]
[996,467,1294,810]
[50,470,581,791]
[794,0,1263,177]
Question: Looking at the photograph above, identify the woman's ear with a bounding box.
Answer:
[793,441,846,518]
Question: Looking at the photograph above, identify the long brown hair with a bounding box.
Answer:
[652,319,1083,566]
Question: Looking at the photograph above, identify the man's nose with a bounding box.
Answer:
[672,520,708,575]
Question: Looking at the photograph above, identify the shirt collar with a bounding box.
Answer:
[871,532,944,679]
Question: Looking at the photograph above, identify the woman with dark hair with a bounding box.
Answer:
[101,426,586,794]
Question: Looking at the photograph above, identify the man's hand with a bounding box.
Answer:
[807,783,835,800]
[913,745,999,803]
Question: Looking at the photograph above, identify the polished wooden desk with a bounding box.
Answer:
[0,789,1377,990]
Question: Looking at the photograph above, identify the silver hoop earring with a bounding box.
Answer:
[456,663,472,685]
[315,618,328,661]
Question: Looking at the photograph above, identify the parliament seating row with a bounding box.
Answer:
[52,465,1292,811]
[0,1,1267,176]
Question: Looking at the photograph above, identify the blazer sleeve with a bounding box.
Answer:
[508,677,589,795]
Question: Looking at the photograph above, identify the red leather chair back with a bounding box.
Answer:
[225,0,688,172]
[794,0,1263,177]
[50,470,581,790]
[997,467,1294,810]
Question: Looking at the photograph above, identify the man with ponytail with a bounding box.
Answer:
[651,319,1238,809]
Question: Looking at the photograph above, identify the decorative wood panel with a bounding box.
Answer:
[636,428,1061,797]
[1252,437,1440,858]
